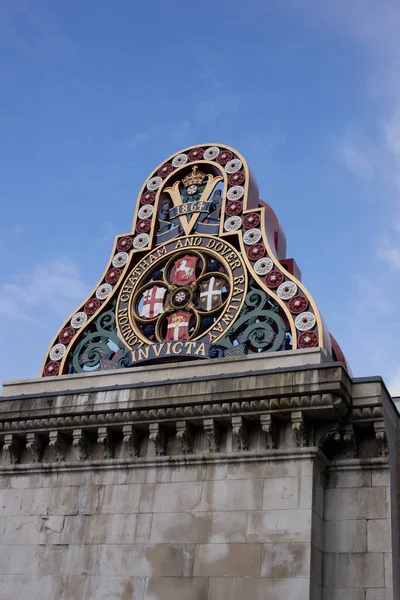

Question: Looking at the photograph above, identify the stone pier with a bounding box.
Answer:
[0,349,398,599]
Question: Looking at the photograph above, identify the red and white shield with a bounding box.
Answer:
[165,311,191,341]
[139,285,166,319]
[171,255,198,286]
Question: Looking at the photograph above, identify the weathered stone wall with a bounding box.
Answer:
[0,351,397,600]
[0,454,322,599]
[323,463,392,599]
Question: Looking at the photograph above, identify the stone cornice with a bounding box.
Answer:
[0,360,389,466]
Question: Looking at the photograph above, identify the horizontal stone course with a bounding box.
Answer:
[210,511,248,543]
[143,576,208,600]
[327,468,372,488]
[201,478,263,512]
[85,513,138,545]
[324,487,387,520]
[0,575,54,599]
[193,543,261,577]
[260,542,310,578]
[262,475,313,510]
[247,509,312,543]
[82,575,145,599]
[150,512,211,544]
[140,481,203,513]
[322,589,366,600]
[131,544,195,577]
[208,577,243,600]
[367,519,392,553]
[242,576,310,599]
[324,519,367,553]
[323,553,385,589]
[365,591,394,600]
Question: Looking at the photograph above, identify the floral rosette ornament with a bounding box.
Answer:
[106,268,122,284]
[42,143,341,377]
[136,219,151,234]
[158,163,173,178]
[243,213,260,229]
[216,150,233,164]
[59,326,75,344]
[226,201,242,216]
[84,298,101,315]
[141,190,156,204]
[117,237,133,252]
[247,243,266,260]
[188,147,204,161]
[228,172,245,186]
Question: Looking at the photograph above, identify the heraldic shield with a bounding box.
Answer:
[139,285,166,319]
[199,276,224,312]
[165,311,191,341]
[41,143,350,377]
[171,255,198,286]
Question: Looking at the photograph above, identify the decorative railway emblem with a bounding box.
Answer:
[41,143,347,377]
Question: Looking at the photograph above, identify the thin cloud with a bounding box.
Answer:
[378,242,400,270]
[339,144,375,180]
[0,256,89,324]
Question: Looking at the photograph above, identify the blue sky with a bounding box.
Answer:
[1,0,400,391]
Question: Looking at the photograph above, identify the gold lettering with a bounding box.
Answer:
[138,347,149,361]
[184,238,194,246]
[172,341,183,354]
[230,259,241,269]
[175,239,183,249]
[131,350,136,363]
[221,305,238,326]
[126,332,138,345]
[207,239,216,249]
[152,343,163,357]
[165,342,172,355]
[194,343,206,356]
[119,317,129,326]
[222,314,234,324]
[121,294,130,302]
[232,287,244,296]
[234,275,245,285]
[184,341,196,354]
[118,308,128,318]
[227,304,238,313]
[157,245,167,256]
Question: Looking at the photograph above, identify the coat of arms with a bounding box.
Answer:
[199,276,224,311]
[165,311,191,341]
[139,285,166,319]
[171,255,198,286]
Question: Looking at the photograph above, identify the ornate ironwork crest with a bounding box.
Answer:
[41,143,340,377]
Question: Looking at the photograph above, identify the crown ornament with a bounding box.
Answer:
[182,165,206,189]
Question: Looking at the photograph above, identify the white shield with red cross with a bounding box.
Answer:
[165,311,191,341]
[171,255,198,285]
[139,285,166,319]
